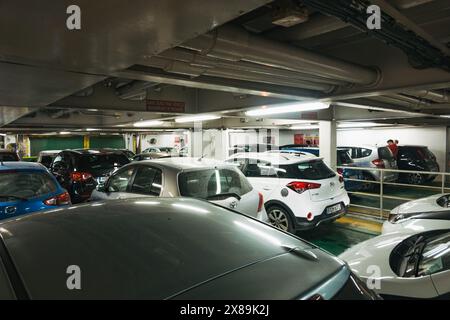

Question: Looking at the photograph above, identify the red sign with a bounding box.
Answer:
[146,100,185,113]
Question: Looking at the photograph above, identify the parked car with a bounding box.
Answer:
[0,162,70,220]
[340,229,450,299]
[0,149,19,161]
[0,197,379,299]
[91,157,267,221]
[338,145,399,187]
[279,147,368,192]
[229,144,278,155]
[382,194,450,234]
[397,145,440,184]
[37,150,61,168]
[50,149,130,204]
[226,152,350,233]
[133,152,172,161]
[142,146,179,156]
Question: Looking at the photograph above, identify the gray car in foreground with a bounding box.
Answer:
[0,198,379,300]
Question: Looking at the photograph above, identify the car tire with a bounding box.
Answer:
[364,173,378,192]
[407,173,425,185]
[266,205,295,234]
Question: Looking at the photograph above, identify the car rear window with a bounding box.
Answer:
[178,168,253,199]
[79,153,130,174]
[378,147,394,160]
[407,147,435,160]
[278,160,336,180]
[337,150,353,165]
[0,171,57,201]
[0,153,18,161]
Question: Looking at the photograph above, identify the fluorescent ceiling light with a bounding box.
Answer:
[245,102,330,116]
[87,109,99,112]
[290,125,320,130]
[338,122,387,128]
[175,114,221,123]
[86,128,100,131]
[133,120,164,127]
[59,131,71,135]
[440,115,450,118]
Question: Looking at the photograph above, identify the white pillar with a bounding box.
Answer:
[319,120,337,170]
[191,121,203,158]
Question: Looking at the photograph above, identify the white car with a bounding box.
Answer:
[90,157,268,222]
[226,152,350,233]
[383,194,450,234]
[340,229,450,299]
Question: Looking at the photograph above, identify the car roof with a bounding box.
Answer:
[139,157,233,171]
[0,197,339,299]
[69,149,126,155]
[38,150,61,154]
[0,161,46,171]
[228,152,319,164]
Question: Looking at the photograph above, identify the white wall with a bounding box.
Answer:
[337,127,447,171]
[140,133,188,151]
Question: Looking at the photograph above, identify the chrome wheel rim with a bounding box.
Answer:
[408,173,422,184]
[268,209,289,231]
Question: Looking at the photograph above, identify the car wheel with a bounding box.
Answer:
[363,173,378,192]
[407,173,425,185]
[267,205,295,233]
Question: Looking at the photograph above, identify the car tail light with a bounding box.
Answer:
[372,159,385,168]
[70,171,93,182]
[306,212,314,221]
[44,191,71,206]
[257,192,264,213]
[287,181,321,194]
[339,175,344,183]
[337,168,344,175]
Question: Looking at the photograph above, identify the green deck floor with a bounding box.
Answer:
[296,222,378,256]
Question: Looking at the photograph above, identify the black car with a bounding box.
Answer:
[50,149,130,203]
[0,149,19,161]
[397,145,440,184]
[0,197,380,299]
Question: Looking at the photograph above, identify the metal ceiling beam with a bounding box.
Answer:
[0,106,37,126]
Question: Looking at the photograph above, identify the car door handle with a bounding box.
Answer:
[263,187,271,190]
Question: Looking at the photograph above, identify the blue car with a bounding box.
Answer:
[279,146,367,192]
[0,162,70,220]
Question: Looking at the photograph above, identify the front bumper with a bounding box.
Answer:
[295,203,348,230]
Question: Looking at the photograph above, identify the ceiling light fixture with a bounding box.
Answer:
[85,128,100,132]
[245,102,330,116]
[290,125,320,130]
[133,120,164,127]
[175,114,221,123]
[59,131,71,135]
[338,122,387,128]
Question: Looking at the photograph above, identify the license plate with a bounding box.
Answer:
[326,204,342,215]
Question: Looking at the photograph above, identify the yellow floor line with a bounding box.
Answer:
[336,216,382,234]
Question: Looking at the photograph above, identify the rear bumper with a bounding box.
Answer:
[295,203,348,231]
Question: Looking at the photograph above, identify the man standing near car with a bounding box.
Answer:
[387,139,398,158]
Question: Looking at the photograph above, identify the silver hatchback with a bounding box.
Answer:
[338,145,398,183]
[90,157,268,221]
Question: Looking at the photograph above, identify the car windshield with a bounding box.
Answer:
[417,232,450,276]
[79,153,130,175]
[0,153,18,161]
[337,150,353,165]
[0,171,57,201]
[178,168,253,199]
[278,160,336,180]
[158,147,175,153]
[390,231,450,278]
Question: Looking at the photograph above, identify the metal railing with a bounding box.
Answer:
[337,166,450,220]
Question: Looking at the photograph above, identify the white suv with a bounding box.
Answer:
[226,152,350,233]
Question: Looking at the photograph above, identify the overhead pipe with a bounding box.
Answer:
[159,48,350,86]
[404,90,449,103]
[145,56,335,92]
[180,25,381,86]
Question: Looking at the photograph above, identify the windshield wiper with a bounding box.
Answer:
[0,194,28,201]
[207,192,241,201]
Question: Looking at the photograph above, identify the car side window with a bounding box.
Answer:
[107,167,135,192]
[361,148,372,158]
[243,159,277,178]
[130,166,163,196]
[227,158,247,172]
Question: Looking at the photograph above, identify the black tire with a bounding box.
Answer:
[266,205,295,234]
[364,173,378,192]
[407,173,425,185]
